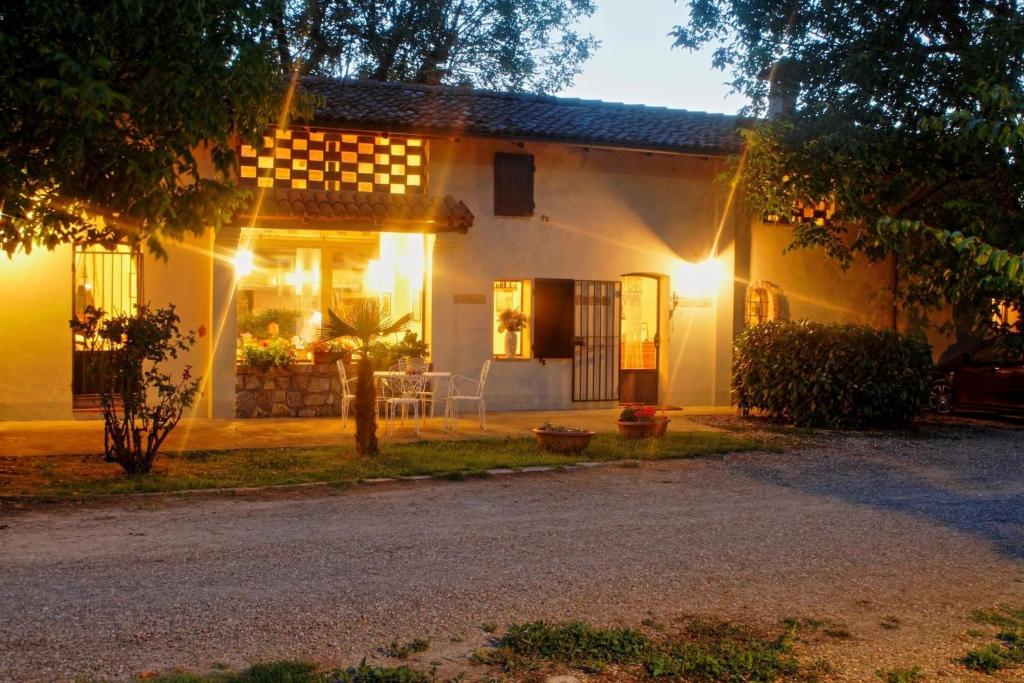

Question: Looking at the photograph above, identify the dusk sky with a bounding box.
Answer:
[558,0,749,114]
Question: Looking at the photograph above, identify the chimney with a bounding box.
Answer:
[760,59,802,118]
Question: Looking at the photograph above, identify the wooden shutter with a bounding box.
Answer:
[494,153,534,216]
[532,278,574,359]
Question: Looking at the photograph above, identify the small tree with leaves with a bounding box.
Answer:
[70,304,203,475]
[320,300,411,455]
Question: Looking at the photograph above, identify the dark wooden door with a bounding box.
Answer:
[619,274,659,405]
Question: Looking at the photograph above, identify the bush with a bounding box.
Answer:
[732,320,933,429]
[69,304,203,475]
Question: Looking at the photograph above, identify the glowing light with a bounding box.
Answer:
[234,249,254,277]
[363,259,386,295]
[673,257,726,300]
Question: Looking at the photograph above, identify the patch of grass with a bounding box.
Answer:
[962,606,1024,673]
[875,666,922,683]
[383,638,430,659]
[142,660,320,682]
[139,660,433,683]
[1,431,770,499]
[472,618,807,681]
[479,622,497,634]
[786,617,851,639]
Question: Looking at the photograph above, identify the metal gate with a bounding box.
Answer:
[572,280,621,402]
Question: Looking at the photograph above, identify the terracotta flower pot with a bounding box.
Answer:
[532,428,596,454]
[313,350,349,366]
[616,417,670,439]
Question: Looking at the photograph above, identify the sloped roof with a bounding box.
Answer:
[301,77,743,156]
[238,188,473,233]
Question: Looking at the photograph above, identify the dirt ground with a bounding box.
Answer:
[2,419,1024,681]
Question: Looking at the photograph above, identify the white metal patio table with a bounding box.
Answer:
[372,371,452,423]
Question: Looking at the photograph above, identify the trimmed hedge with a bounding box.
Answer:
[732,320,933,429]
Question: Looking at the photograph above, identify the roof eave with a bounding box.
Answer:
[302,117,740,158]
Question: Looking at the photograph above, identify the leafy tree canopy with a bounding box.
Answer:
[0,0,301,257]
[265,0,598,92]
[673,1,1024,336]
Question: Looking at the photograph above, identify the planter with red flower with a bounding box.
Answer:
[307,339,352,366]
[616,405,670,439]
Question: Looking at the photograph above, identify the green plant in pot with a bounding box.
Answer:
[320,300,411,455]
[240,337,295,373]
[498,308,527,358]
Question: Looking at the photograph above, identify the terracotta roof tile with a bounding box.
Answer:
[239,189,473,233]
[301,77,744,156]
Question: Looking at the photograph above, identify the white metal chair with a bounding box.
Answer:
[399,356,438,417]
[335,360,356,428]
[444,360,491,431]
[382,372,428,436]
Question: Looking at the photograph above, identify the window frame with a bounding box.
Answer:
[493,279,532,360]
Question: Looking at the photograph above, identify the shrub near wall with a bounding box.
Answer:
[733,320,933,429]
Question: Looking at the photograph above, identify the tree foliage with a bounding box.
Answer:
[673,1,1024,337]
[0,0,302,256]
[265,0,598,91]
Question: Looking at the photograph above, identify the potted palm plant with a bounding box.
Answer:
[497,308,528,358]
[320,300,411,455]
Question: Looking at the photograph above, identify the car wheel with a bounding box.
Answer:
[929,380,954,414]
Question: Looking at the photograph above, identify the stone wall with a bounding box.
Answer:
[235,363,345,418]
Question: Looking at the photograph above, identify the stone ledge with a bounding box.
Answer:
[236,363,347,418]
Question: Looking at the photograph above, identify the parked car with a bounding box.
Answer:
[930,340,1024,414]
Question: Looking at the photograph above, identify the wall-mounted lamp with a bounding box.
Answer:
[670,257,725,318]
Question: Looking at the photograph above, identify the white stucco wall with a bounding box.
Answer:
[0,233,221,421]
[427,139,739,410]
[0,246,75,419]
[742,220,895,329]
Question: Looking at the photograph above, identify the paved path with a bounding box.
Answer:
[0,408,722,457]
[2,426,1024,681]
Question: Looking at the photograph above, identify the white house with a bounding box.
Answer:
[0,78,905,421]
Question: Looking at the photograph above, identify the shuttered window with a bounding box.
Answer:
[494,153,534,216]
[532,278,574,360]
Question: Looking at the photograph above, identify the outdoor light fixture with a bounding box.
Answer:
[670,257,724,317]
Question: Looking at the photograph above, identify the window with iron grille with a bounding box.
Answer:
[494,153,535,216]
[71,244,142,400]
[744,281,783,326]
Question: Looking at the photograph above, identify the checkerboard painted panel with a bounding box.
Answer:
[239,129,427,194]
[764,199,835,226]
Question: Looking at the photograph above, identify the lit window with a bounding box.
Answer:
[744,281,783,326]
[493,280,532,359]
[72,244,141,399]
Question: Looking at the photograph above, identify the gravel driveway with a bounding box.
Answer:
[2,423,1024,681]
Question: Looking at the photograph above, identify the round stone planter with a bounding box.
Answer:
[532,428,596,454]
[616,418,671,439]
